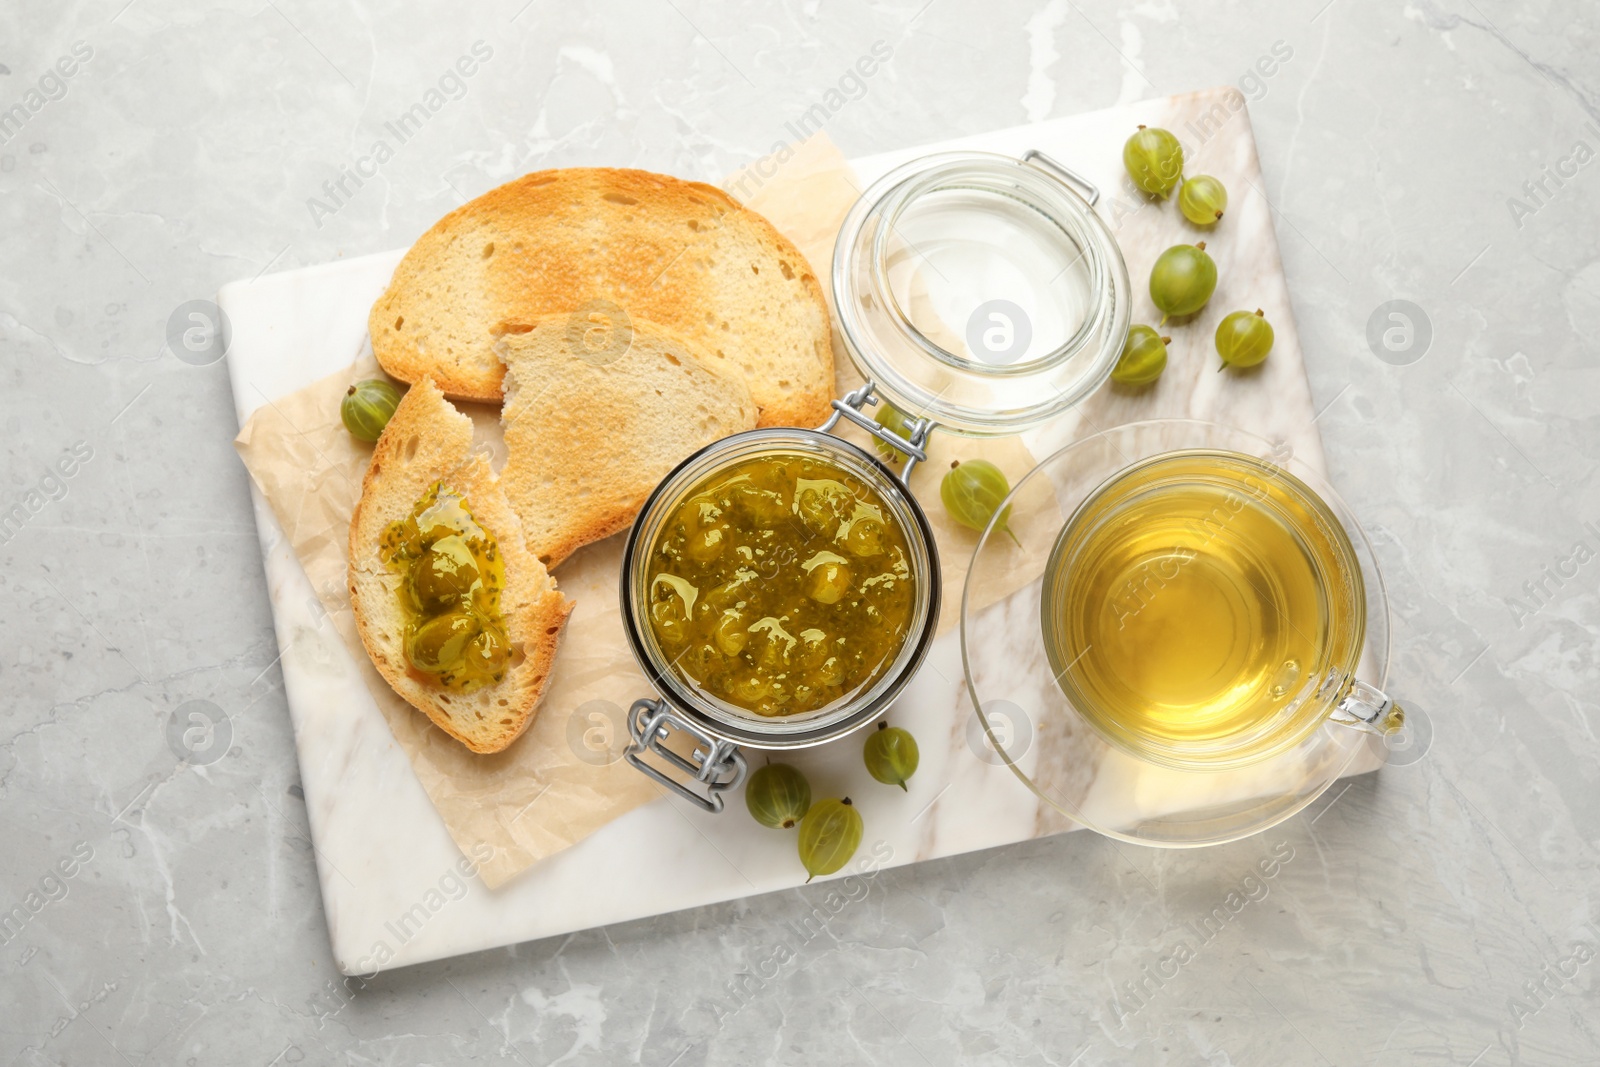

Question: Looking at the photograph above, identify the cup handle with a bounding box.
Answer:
[1327,678,1406,737]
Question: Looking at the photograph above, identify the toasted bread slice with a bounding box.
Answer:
[348,377,574,754]
[367,167,834,427]
[499,314,759,570]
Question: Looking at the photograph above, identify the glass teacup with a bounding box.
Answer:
[962,420,1404,847]
[1041,448,1400,771]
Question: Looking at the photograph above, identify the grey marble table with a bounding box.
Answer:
[3,1,1597,1064]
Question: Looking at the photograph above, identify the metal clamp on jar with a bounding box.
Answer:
[621,150,1131,812]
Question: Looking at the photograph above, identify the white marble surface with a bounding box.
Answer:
[4,2,1598,1065]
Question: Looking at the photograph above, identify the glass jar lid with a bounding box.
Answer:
[832,151,1131,436]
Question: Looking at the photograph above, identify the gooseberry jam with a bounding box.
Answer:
[643,451,916,717]
[380,481,510,691]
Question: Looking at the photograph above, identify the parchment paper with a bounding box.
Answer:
[236,375,662,888]
[235,134,1058,887]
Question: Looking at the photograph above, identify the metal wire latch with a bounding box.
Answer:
[817,381,935,485]
[624,698,748,813]
[1023,148,1102,206]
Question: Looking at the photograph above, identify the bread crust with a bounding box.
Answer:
[368,167,834,428]
[347,377,574,754]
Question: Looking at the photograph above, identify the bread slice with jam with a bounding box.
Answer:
[348,377,573,754]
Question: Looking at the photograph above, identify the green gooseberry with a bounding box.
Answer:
[405,610,479,674]
[862,721,919,791]
[872,402,913,463]
[797,797,863,882]
[1149,242,1217,322]
[341,378,402,442]
[745,762,812,829]
[1179,175,1228,225]
[1112,325,1169,386]
[1215,308,1275,369]
[408,534,481,612]
[941,459,1019,546]
[1123,125,1184,198]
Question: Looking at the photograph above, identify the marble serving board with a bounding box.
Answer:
[223,88,1377,974]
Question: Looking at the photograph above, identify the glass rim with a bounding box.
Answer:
[869,159,1107,378]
